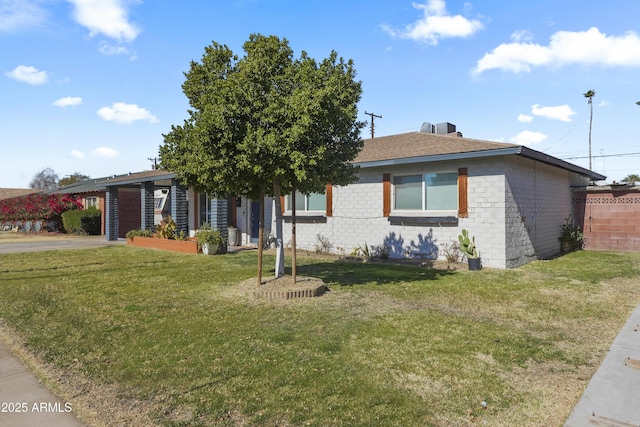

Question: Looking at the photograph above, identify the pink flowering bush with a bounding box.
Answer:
[0,193,83,232]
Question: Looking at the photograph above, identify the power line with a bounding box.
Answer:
[561,151,640,160]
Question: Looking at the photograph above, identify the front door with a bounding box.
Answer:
[250,201,260,243]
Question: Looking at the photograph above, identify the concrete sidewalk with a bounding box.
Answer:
[564,305,640,426]
[0,340,85,426]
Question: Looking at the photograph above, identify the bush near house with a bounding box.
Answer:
[0,193,83,232]
[61,207,102,235]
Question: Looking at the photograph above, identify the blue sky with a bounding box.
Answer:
[2,0,640,188]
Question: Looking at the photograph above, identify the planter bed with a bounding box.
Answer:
[127,236,198,254]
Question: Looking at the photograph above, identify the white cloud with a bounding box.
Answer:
[97,102,158,124]
[473,27,640,75]
[67,0,140,42]
[382,0,483,45]
[531,104,576,122]
[98,41,130,56]
[0,0,49,32]
[518,114,533,123]
[509,130,547,146]
[510,30,534,43]
[598,100,610,107]
[5,65,48,85]
[70,149,85,158]
[53,96,83,108]
[92,147,119,158]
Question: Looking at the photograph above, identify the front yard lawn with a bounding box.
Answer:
[0,246,638,426]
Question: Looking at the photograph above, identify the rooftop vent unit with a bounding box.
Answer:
[420,122,456,135]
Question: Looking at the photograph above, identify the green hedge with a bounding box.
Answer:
[62,208,102,235]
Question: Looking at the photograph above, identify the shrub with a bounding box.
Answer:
[559,217,584,252]
[80,208,102,235]
[125,229,154,239]
[315,234,333,253]
[61,207,102,235]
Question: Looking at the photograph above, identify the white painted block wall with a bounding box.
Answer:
[275,158,510,268]
[273,156,583,269]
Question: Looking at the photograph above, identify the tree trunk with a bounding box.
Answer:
[588,101,593,170]
[291,186,297,284]
[273,179,285,278]
[257,188,265,286]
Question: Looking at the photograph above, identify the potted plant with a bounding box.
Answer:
[196,223,225,255]
[458,229,481,270]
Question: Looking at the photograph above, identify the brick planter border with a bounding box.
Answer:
[127,236,199,254]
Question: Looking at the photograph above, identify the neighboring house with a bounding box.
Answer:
[0,188,41,200]
[274,123,605,269]
[100,169,272,243]
[51,178,109,235]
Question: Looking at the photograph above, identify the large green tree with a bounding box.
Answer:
[159,34,364,284]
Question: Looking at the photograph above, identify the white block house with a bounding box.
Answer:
[274,125,605,268]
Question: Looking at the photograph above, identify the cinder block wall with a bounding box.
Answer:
[276,158,510,268]
[504,158,572,267]
[573,187,640,251]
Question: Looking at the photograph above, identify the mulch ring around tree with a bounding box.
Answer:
[238,276,327,300]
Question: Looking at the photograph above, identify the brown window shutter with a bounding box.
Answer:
[280,196,285,215]
[325,184,333,217]
[458,168,468,218]
[383,173,391,217]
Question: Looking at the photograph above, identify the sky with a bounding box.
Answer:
[2,0,640,188]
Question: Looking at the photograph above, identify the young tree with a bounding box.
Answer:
[583,89,595,170]
[159,34,364,285]
[282,51,365,282]
[29,167,59,190]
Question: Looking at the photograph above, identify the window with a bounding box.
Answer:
[287,191,326,212]
[199,193,211,226]
[86,197,98,209]
[393,172,458,211]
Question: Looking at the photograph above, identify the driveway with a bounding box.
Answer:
[0,235,125,254]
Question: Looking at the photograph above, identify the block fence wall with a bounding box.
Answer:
[572,187,640,251]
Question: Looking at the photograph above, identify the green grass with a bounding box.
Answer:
[0,246,639,426]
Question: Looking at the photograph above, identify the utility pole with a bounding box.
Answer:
[364,111,382,139]
[148,157,158,169]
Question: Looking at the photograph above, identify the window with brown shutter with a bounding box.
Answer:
[383,173,391,217]
[458,167,468,218]
[325,184,333,217]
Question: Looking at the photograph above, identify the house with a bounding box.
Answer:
[273,123,605,269]
[100,122,604,268]
[50,178,109,235]
[100,169,272,244]
[0,188,41,200]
